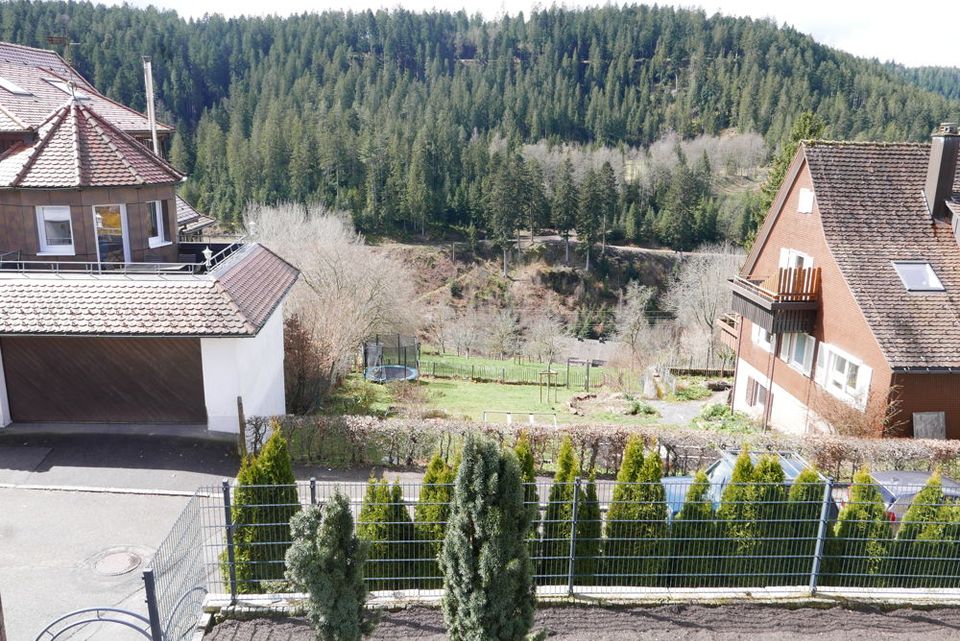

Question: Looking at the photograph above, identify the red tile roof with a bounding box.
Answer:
[176,196,217,233]
[803,141,960,369]
[0,42,172,135]
[0,243,298,337]
[0,100,183,188]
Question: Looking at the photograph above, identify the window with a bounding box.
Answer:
[147,200,171,248]
[746,377,769,409]
[44,78,90,100]
[779,248,813,270]
[798,188,815,214]
[815,342,872,410]
[892,261,944,292]
[35,206,74,255]
[751,322,773,352]
[779,332,815,375]
[0,76,31,96]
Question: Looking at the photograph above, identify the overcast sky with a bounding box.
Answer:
[128,0,959,69]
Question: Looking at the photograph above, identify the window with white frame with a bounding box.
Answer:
[815,342,872,410]
[35,205,74,255]
[779,247,813,270]
[751,322,773,352]
[779,332,815,375]
[797,188,815,214]
[892,261,944,292]
[147,200,171,248]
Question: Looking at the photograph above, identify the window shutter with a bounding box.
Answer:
[747,377,757,406]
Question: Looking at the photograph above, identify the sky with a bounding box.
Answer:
[127,0,960,69]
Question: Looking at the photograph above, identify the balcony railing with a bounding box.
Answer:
[716,312,740,351]
[730,267,821,334]
[0,239,245,276]
[731,267,821,304]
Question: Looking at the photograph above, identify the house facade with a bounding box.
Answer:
[0,42,297,432]
[728,123,960,439]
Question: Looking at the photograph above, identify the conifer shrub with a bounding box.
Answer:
[222,429,301,593]
[515,433,542,567]
[752,455,787,585]
[716,450,757,587]
[603,437,667,586]
[888,471,944,588]
[539,436,579,583]
[669,470,717,587]
[440,434,535,641]
[914,504,960,589]
[574,472,602,586]
[285,492,377,641]
[414,454,455,588]
[784,468,826,586]
[357,478,416,590]
[824,467,892,587]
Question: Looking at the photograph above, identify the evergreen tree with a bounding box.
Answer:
[414,454,455,588]
[670,470,716,587]
[440,434,535,641]
[752,455,788,585]
[487,154,523,275]
[552,158,579,264]
[597,161,619,254]
[358,478,416,590]
[577,168,601,271]
[825,468,892,587]
[784,468,826,586]
[285,492,377,641]
[540,436,579,583]
[889,471,944,588]
[716,451,757,587]
[575,471,602,586]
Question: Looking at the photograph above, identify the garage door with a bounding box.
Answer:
[0,336,206,423]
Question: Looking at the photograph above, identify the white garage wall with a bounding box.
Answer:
[201,303,287,433]
[0,342,10,428]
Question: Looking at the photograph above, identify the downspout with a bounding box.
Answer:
[763,332,778,431]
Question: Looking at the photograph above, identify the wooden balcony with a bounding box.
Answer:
[716,313,740,351]
[730,267,821,334]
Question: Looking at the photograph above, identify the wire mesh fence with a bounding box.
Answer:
[173,478,960,601]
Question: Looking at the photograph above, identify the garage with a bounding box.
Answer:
[0,336,206,423]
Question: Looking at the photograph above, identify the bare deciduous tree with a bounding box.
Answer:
[614,281,654,362]
[484,308,522,360]
[524,313,564,364]
[247,203,418,407]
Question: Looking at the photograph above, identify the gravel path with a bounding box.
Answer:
[205,604,960,640]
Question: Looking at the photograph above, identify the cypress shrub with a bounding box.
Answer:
[358,478,416,590]
[825,468,891,587]
[414,454,455,588]
[285,492,377,641]
[716,450,757,587]
[889,472,944,588]
[440,434,535,641]
[784,468,826,586]
[539,436,579,584]
[222,430,301,593]
[753,455,787,586]
[915,504,960,588]
[515,433,542,571]
[574,471,602,586]
[669,470,716,587]
[603,438,667,586]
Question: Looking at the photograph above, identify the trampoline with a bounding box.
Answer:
[364,364,419,383]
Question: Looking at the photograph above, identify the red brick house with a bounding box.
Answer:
[0,42,297,431]
[728,123,960,439]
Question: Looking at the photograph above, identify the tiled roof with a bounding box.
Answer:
[804,141,960,369]
[0,42,172,134]
[0,243,298,337]
[176,196,217,233]
[0,100,183,188]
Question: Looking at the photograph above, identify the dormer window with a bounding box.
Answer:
[893,261,944,292]
[44,78,90,100]
[0,76,30,96]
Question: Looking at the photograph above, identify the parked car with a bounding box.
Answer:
[661,450,822,517]
[832,470,960,534]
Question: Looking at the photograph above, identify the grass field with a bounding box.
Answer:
[418,349,606,388]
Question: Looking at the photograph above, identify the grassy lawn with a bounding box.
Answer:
[419,348,606,387]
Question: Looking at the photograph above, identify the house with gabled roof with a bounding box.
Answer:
[0,42,297,431]
[725,122,960,439]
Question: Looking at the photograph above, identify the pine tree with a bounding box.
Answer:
[670,470,716,587]
[285,492,377,641]
[576,168,601,271]
[552,158,578,264]
[716,451,757,587]
[825,468,892,587]
[597,161,618,255]
[414,454,455,588]
[540,436,579,583]
[440,434,535,641]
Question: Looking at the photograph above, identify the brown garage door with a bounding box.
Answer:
[1,336,206,423]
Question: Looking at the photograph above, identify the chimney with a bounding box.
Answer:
[925,122,960,220]
[141,55,160,157]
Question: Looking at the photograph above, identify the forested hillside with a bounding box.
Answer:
[1,2,959,247]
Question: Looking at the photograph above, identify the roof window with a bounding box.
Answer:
[43,78,90,100]
[893,261,945,292]
[0,76,31,96]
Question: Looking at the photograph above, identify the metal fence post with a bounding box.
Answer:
[142,568,164,641]
[222,479,238,604]
[566,477,582,596]
[808,478,834,594]
[310,477,317,505]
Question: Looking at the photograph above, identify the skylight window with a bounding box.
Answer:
[0,76,31,96]
[43,78,90,100]
[893,261,945,292]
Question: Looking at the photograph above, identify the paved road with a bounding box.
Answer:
[0,427,241,639]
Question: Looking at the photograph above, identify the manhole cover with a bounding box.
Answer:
[94,551,142,576]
